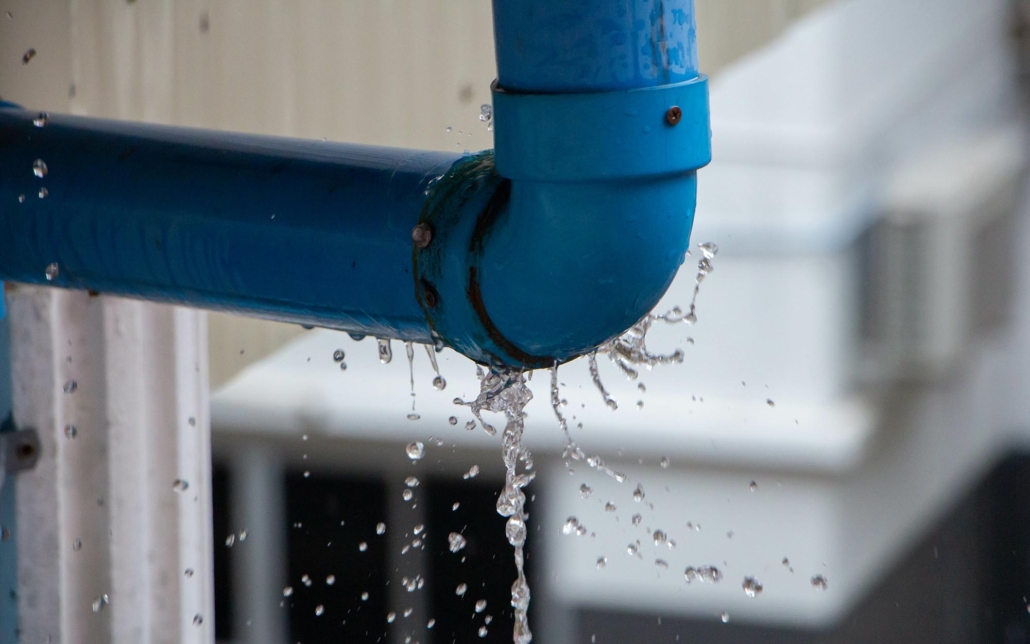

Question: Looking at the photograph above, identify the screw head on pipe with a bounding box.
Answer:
[412,223,433,248]
[665,106,682,126]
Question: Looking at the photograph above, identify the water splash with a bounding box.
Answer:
[550,364,626,483]
[454,368,534,644]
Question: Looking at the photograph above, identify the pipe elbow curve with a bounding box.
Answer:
[415,76,710,368]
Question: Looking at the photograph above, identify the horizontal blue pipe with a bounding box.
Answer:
[0,106,465,343]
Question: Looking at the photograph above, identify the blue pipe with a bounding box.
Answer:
[0,106,463,343]
[415,0,710,366]
[0,0,709,368]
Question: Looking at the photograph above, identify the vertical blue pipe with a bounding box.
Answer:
[491,0,699,92]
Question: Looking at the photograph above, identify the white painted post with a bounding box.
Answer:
[9,286,213,644]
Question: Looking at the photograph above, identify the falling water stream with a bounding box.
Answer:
[369,242,721,643]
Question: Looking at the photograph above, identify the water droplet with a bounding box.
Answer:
[698,241,719,259]
[314,604,324,616]
[782,557,791,567]
[631,513,642,526]
[32,159,48,178]
[636,400,644,409]
[506,516,526,547]
[767,399,775,407]
[184,568,193,578]
[62,380,77,394]
[225,534,234,547]
[463,465,480,480]
[596,556,607,569]
[684,566,722,584]
[361,591,369,601]
[72,539,82,551]
[22,48,36,65]
[38,187,48,199]
[653,530,667,546]
[91,594,109,613]
[405,476,420,487]
[742,576,763,598]
[627,543,638,556]
[456,583,467,597]
[465,420,476,431]
[448,532,467,553]
[332,348,345,362]
[721,612,730,623]
[282,585,294,597]
[193,613,203,626]
[655,559,669,569]
[64,424,77,439]
[579,484,592,498]
[475,599,487,613]
[17,194,25,203]
[479,104,493,123]
[413,524,424,536]
[339,361,347,371]
[428,618,436,629]
[33,112,49,128]
[402,489,414,501]
[358,541,368,552]
[326,574,336,585]
[188,417,196,427]
[376,522,386,535]
[406,442,425,460]
[811,574,828,591]
[377,338,392,363]
[449,416,458,425]
[387,611,396,624]
[478,626,489,638]
[46,263,59,281]
[749,480,758,492]
[604,502,617,512]
[562,517,582,535]
[172,479,189,492]
[633,484,645,502]
[432,375,446,390]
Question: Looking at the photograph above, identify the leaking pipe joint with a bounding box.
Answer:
[414,0,711,367]
[0,0,709,369]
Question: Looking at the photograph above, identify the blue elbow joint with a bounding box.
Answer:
[415,15,711,368]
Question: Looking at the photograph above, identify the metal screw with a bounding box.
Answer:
[665,106,682,126]
[412,223,433,248]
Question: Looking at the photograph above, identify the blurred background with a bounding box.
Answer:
[3,0,1030,642]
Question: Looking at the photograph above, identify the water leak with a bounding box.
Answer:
[424,344,447,390]
[454,367,534,643]
[377,338,393,363]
